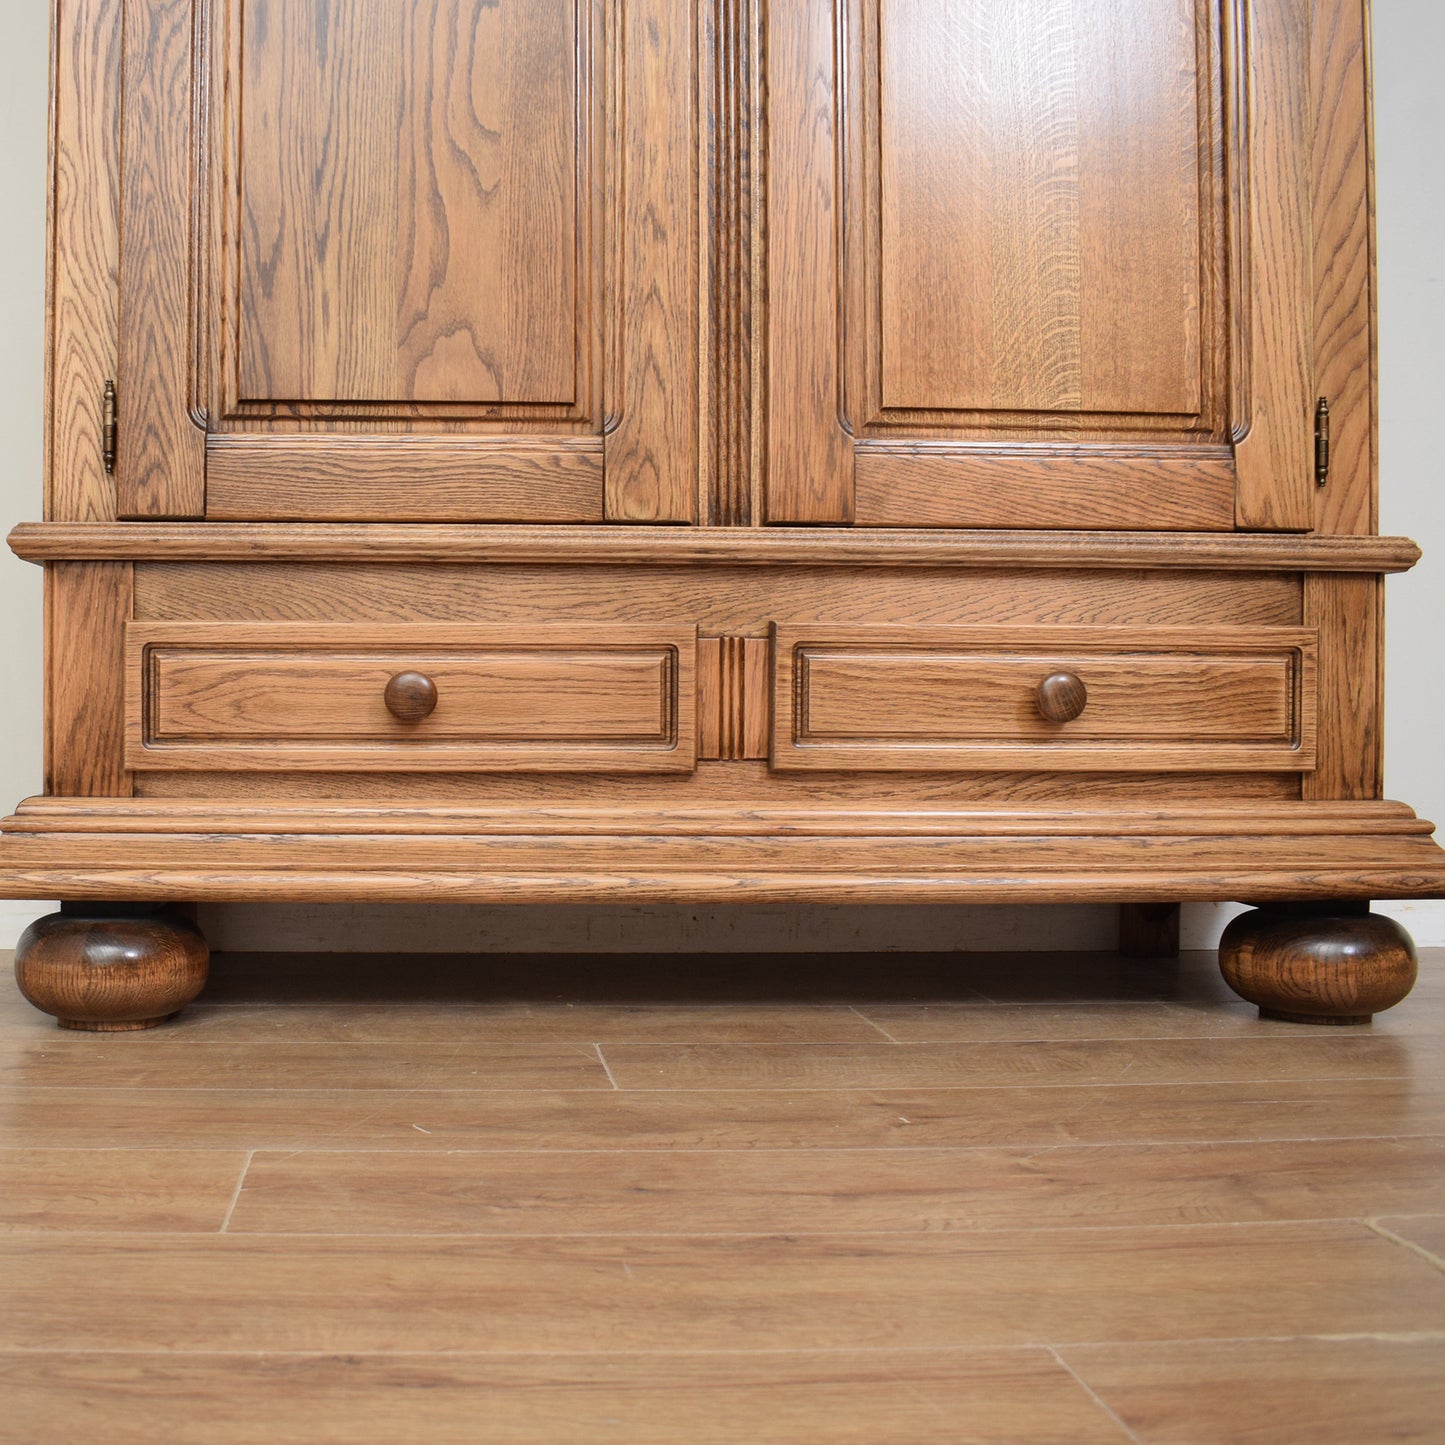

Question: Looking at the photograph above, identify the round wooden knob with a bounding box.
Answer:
[1037,671,1088,723]
[384,671,438,723]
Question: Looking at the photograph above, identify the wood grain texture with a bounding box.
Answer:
[1064,1338,1445,1445]
[0,1148,247,1232]
[773,624,1316,773]
[9,523,1425,572]
[46,0,122,521]
[1232,0,1315,529]
[14,911,209,1032]
[0,1348,1129,1445]
[115,0,205,518]
[131,562,1302,632]
[854,447,1236,530]
[203,437,604,522]
[234,0,581,409]
[876,0,1205,419]
[1310,0,1376,534]
[1219,907,1418,1024]
[763,0,854,522]
[125,765,1302,807]
[124,624,697,773]
[697,637,770,760]
[4,1223,1442,1353]
[3,804,1443,903]
[44,563,132,796]
[3,1069,1441,1152]
[704,0,763,524]
[14,798,1429,840]
[3,942,1443,1438]
[604,0,699,521]
[1303,572,1382,800]
[225,1136,1445,1236]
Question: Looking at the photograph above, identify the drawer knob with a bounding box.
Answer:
[1037,671,1088,723]
[384,671,438,723]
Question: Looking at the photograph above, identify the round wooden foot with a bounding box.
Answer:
[1219,908,1417,1025]
[14,912,209,1031]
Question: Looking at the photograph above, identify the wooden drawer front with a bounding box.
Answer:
[126,625,695,772]
[772,627,1317,772]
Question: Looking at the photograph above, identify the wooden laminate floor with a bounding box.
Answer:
[1,946,1443,1443]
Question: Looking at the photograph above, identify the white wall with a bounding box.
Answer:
[0,2,1440,952]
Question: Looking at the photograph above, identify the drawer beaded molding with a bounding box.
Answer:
[5,0,1444,1032]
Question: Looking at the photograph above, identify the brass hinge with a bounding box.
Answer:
[1314,396,1330,488]
[102,380,117,474]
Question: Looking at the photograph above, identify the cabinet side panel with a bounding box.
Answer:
[1310,0,1375,535]
[45,563,133,795]
[47,0,121,521]
[1302,573,1381,800]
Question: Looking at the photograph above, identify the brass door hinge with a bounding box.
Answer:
[102,380,117,474]
[1315,396,1330,488]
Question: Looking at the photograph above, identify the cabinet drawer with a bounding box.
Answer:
[125,624,695,772]
[771,626,1316,772]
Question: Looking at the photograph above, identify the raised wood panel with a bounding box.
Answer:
[764,0,1323,531]
[772,625,1316,772]
[204,438,604,522]
[875,0,1205,420]
[47,0,122,521]
[854,448,1235,530]
[108,0,698,523]
[115,0,205,518]
[45,564,133,797]
[124,624,696,773]
[1303,573,1381,801]
[232,0,583,412]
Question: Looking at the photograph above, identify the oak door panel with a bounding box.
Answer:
[125,624,696,772]
[114,0,698,522]
[877,0,1202,419]
[236,0,579,410]
[766,0,1315,531]
[771,626,1317,771]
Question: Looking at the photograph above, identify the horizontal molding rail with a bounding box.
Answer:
[7,524,1424,573]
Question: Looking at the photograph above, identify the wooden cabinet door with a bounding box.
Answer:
[115,0,698,523]
[766,0,1315,531]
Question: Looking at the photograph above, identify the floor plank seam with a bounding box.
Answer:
[1364,1219,1445,1276]
[1046,1345,1143,1443]
[217,1151,254,1234]
[848,1006,901,1041]
[593,1043,621,1090]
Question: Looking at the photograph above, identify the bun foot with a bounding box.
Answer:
[1219,907,1417,1025]
[14,911,209,1031]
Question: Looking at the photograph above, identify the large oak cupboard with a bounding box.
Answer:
[5,0,1443,1028]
